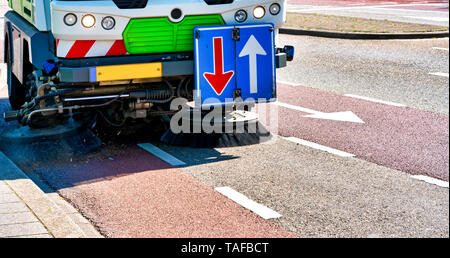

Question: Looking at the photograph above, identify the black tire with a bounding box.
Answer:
[6,39,26,110]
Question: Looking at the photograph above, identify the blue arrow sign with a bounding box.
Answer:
[236,24,276,102]
[194,24,276,108]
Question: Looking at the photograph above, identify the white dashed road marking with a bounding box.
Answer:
[344,94,406,107]
[215,187,282,220]
[277,80,300,86]
[138,143,186,166]
[432,47,449,51]
[429,72,449,78]
[284,137,355,158]
[411,175,449,188]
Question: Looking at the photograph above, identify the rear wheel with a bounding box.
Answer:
[6,39,26,110]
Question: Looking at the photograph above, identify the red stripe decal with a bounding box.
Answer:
[55,39,60,56]
[106,40,127,56]
[65,40,96,58]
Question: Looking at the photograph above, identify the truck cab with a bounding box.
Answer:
[4,0,293,129]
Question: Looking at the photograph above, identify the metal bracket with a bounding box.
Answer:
[232,28,240,41]
[233,88,242,101]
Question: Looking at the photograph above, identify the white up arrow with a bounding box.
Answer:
[239,35,267,94]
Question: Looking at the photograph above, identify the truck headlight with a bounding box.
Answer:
[64,13,77,26]
[81,14,96,28]
[102,16,116,30]
[269,3,281,15]
[235,10,248,23]
[253,6,265,19]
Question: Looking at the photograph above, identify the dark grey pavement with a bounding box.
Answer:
[158,139,449,238]
[276,34,449,114]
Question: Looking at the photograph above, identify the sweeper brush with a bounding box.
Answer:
[160,109,272,148]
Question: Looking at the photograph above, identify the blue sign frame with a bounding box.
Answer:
[194,23,276,109]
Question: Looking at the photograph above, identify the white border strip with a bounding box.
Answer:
[0,63,7,91]
[284,137,355,158]
[345,94,406,107]
[411,175,449,188]
[138,143,186,166]
[429,72,449,78]
[215,187,281,220]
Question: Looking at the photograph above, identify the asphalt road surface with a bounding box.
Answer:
[1,33,448,237]
[288,0,449,26]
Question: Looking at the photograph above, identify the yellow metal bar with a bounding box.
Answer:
[95,63,162,82]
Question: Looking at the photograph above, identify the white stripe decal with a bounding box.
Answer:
[344,94,406,107]
[56,40,75,58]
[215,187,282,220]
[411,175,449,188]
[137,143,186,166]
[284,137,355,158]
[85,40,115,57]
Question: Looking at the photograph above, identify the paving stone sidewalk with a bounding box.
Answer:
[0,151,103,238]
[0,180,52,238]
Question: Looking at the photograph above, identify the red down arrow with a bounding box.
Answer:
[203,37,235,96]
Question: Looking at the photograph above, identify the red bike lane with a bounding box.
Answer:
[0,86,295,238]
[274,83,449,182]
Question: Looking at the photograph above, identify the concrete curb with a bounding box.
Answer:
[279,27,450,40]
[0,151,97,238]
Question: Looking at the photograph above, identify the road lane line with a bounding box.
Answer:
[137,143,186,166]
[429,72,449,78]
[277,80,300,86]
[344,94,406,107]
[403,16,449,22]
[215,187,281,220]
[274,101,320,114]
[432,47,449,51]
[284,137,355,158]
[411,175,449,188]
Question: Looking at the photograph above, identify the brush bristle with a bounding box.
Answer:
[160,122,271,148]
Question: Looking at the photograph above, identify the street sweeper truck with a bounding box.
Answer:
[3,0,294,136]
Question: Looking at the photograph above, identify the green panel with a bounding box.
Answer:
[10,0,34,24]
[22,0,34,24]
[123,15,225,55]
